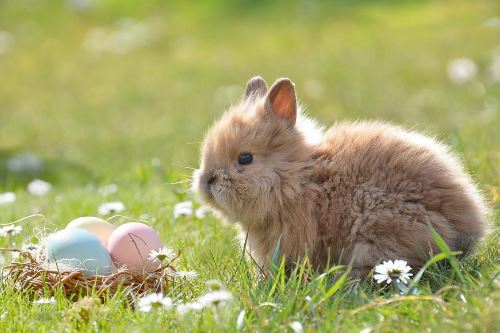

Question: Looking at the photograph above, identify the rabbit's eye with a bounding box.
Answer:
[238,152,253,165]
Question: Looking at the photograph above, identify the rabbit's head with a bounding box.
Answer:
[194,77,317,225]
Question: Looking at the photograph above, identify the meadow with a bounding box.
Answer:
[0,0,499,331]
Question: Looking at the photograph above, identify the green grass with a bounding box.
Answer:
[0,0,499,331]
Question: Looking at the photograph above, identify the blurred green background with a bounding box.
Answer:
[0,1,499,331]
[0,0,499,195]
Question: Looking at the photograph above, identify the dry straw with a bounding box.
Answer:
[1,248,179,302]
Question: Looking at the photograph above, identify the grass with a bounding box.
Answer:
[0,0,499,331]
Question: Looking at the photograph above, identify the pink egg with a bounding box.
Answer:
[107,222,163,272]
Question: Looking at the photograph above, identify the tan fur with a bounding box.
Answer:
[193,77,487,273]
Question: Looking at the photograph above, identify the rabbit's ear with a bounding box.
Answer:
[244,76,268,102]
[266,78,297,126]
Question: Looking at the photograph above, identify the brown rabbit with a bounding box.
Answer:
[193,76,487,274]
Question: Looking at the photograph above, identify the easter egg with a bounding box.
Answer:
[46,228,112,275]
[66,216,115,247]
[107,222,162,272]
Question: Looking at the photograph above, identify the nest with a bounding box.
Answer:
[1,249,179,302]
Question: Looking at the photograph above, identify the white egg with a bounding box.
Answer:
[66,216,115,247]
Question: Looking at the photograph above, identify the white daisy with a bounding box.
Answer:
[98,201,126,215]
[137,293,173,312]
[447,58,477,85]
[147,247,176,264]
[27,179,52,196]
[176,301,203,315]
[34,297,55,304]
[197,290,232,307]
[67,0,94,12]
[0,192,16,206]
[0,225,23,237]
[374,260,413,285]
[195,206,210,219]
[98,183,118,196]
[171,270,198,280]
[83,18,158,55]
[173,201,193,219]
[289,321,304,333]
[205,279,224,291]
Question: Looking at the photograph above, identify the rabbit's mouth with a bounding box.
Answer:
[193,168,232,212]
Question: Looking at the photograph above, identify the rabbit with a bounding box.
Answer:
[193,76,487,274]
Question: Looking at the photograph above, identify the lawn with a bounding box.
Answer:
[0,0,499,332]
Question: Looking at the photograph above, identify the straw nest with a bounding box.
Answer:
[1,248,179,302]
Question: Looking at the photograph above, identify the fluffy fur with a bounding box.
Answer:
[193,76,487,273]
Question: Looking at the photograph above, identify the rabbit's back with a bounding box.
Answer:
[310,121,486,269]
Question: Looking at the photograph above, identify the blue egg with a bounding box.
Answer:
[46,228,112,276]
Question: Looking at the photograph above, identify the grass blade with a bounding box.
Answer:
[428,222,466,284]
[270,234,283,276]
[318,267,350,305]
